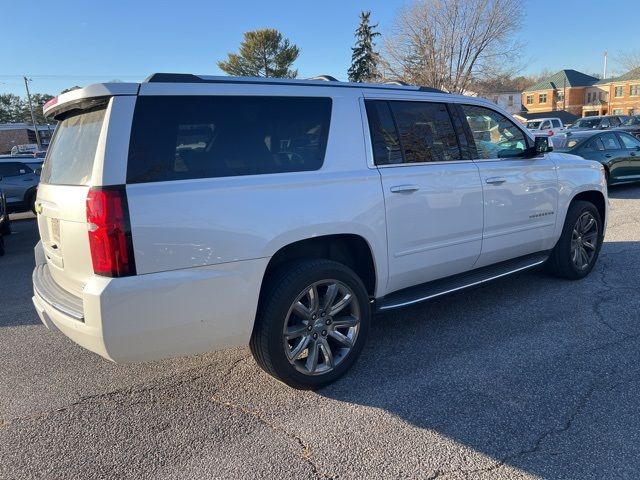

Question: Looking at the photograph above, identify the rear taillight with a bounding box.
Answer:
[86,186,136,277]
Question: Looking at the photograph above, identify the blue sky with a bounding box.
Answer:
[2,0,639,96]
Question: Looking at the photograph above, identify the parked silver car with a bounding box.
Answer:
[0,156,40,214]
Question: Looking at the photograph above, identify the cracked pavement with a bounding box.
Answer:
[1,184,640,480]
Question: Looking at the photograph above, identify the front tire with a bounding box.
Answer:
[547,200,603,280]
[250,259,371,390]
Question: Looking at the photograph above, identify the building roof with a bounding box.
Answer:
[597,67,640,84]
[525,70,599,92]
[0,123,52,132]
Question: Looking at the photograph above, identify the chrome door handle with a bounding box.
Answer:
[390,184,420,193]
[485,177,507,185]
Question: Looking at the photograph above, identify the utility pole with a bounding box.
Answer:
[23,76,42,150]
[603,50,608,80]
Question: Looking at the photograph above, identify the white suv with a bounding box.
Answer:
[32,74,607,389]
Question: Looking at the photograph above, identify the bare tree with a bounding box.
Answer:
[382,0,522,93]
[615,50,640,72]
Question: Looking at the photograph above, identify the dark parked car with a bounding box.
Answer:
[566,115,628,132]
[0,157,40,214]
[615,115,640,140]
[0,189,8,256]
[552,130,640,185]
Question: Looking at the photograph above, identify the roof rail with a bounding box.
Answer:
[142,73,448,94]
[307,75,339,82]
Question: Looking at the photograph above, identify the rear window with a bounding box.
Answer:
[127,96,332,183]
[40,107,106,186]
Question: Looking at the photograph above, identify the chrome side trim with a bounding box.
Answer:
[378,259,547,311]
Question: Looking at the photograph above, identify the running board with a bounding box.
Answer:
[376,252,550,311]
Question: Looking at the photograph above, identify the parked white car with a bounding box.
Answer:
[32,75,607,389]
[526,117,565,136]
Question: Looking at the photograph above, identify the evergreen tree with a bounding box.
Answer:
[218,29,299,78]
[348,11,381,83]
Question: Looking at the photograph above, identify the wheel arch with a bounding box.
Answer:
[570,189,606,226]
[260,234,378,300]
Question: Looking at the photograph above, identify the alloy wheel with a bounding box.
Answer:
[570,211,599,271]
[282,280,360,376]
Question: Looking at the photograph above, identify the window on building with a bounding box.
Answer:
[557,91,564,101]
[630,85,640,96]
[612,109,624,115]
[526,95,534,105]
[508,95,514,106]
[615,86,624,97]
[493,95,499,104]
[539,93,547,103]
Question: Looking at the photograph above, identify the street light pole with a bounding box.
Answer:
[23,76,42,150]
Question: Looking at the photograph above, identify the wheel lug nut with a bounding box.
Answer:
[322,330,327,336]
[321,312,326,317]
[325,319,331,325]
[312,314,317,320]
[312,333,318,339]
[307,325,313,331]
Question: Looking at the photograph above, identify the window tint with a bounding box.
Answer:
[461,105,529,159]
[40,107,106,186]
[586,138,605,151]
[389,101,461,163]
[127,96,332,183]
[0,162,32,177]
[601,133,622,150]
[619,133,640,149]
[551,119,562,128]
[365,101,402,165]
[609,116,621,126]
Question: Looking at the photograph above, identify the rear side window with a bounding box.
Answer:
[365,100,461,165]
[601,133,621,150]
[127,96,332,183]
[551,119,562,128]
[40,107,106,186]
[0,162,32,177]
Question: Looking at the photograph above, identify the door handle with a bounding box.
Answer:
[604,154,612,158]
[485,177,507,185]
[390,184,420,193]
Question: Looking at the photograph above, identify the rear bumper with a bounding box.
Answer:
[32,243,269,362]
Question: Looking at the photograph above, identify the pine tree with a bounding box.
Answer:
[218,29,299,78]
[348,11,381,83]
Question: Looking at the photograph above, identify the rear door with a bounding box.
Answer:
[456,103,558,267]
[365,99,484,293]
[36,105,109,296]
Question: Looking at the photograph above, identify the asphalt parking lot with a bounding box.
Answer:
[1,186,639,480]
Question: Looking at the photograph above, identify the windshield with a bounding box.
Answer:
[623,116,640,126]
[40,106,106,186]
[526,121,542,129]
[570,118,600,129]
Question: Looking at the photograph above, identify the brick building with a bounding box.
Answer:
[583,67,640,117]
[522,70,599,117]
[0,123,54,154]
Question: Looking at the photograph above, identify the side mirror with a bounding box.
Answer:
[534,136,553,155]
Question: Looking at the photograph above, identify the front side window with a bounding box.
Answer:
[461,104,529,159]
[539,93,547,103]
[601,133,622,150]
[540,120,551,129]
[127,96,332,183]
[619,133,640,149]
[552,119,562,128]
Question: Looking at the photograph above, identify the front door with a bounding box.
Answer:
[457,104,559,267]
[616,132,640,182]
[365,99,484,294]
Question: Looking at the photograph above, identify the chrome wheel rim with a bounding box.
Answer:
[571,212,599,271]
[282,280,360,376]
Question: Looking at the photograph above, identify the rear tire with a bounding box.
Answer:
[250,259,371,390]
[547,200,603,280]
[0,215,10,236]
